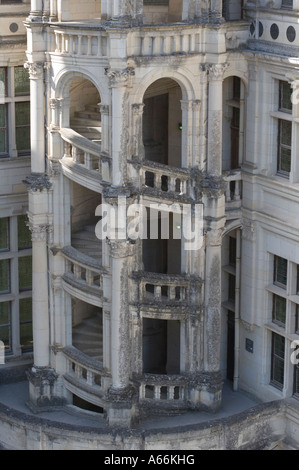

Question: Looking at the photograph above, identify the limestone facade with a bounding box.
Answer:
[1,0,299,448]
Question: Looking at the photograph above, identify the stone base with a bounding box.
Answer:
[188,371,223,412]
[106,385,139,428]
[26,366,66,413]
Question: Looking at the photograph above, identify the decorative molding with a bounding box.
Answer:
[108,239,136,258]
[24,61,44,80]
[205,63,229,80]
[23,173,52,192]
[105,67,135,87]
[26,222,53,242]
[241,218,256,242]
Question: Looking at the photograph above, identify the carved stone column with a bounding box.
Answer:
[99,104,110,155]
[106,238,139,427]
[101,0,143,25]
[206,63,228,177]
[201,227,224,411]
[29,0,43,20]
[106,67,135,186]
[25,61,45,174]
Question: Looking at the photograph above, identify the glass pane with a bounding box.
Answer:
[281,120,292,145]
[14,66,30,95]
[273,295,286,325]
[19,297,33,350]
[18,256,32,291]
[0,218,9,251]
[274,256,287,286]
[274,333,285,359]
[0,68,6,99]
[0,301,9,326]
[0,259,10,293]
[279,146,291,173]
[15,102,30,126]
[280,81,292,111]
[273,356,284,385]
[0,105,6,128]
[0,130,6,153]
[18,215,31,250]
[16,126,30,152]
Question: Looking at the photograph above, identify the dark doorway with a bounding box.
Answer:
[143,93,169,165]
[142,318,180,375]
[230,107,240,170]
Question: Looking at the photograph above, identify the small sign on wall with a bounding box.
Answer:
[246,338,254,353]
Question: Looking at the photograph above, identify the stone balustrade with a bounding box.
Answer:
[60,128,111,184]
[63,346,107,405]
[53,28,108,57]
[133,272,202,308]
[61,246,104,294]
[141,161,191,198]
[139,374,186,403]
[223,169,242,206]
[128,26,202,57]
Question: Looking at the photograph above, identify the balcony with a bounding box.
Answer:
[223,169,242,220]
[139,160,193,202]
[60,128,111,192]
[63,345,110,409]
[61,245,106,307]
[51,25,108,59]
[138,374,187,411]
[132,271,202,316]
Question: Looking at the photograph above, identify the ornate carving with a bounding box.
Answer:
[24,61,44,80]
[26,221,53,242]
[23,173,52,192]
[49,98,62,110]
[108,238,136,258]
[99,104,109,115]
[241,218,256,242]
[105,67,135,87]
[132,103,145,115]
[206,63,229,80]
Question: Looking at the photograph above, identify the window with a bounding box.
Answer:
[267,255,299,396]
[277,81,292,177]
[274,255,287,288]
[0,66,30,158]
[272,294,286,327]
[271,333,285,389]
[281,0,293,9]
[0,215,32,355]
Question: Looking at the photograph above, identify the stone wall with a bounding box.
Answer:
[0,399,293,450]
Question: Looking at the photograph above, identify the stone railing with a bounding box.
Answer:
[139,374,186,404]
[133,272,202,307]
[140,161,191,198]
[128,26,202,57]
[52,27,108,57]
[60,128,111,183]
[223,169,242,206]
[61,246,104,295]
[63,346,108,404]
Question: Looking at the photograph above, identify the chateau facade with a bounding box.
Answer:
[1,0,299,449]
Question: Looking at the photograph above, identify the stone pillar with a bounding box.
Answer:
[25,61,45,174]
[99,104,110,155]
[106,239,138,428]
[106,68,135,186]
[206,63,228,177]
[201,227,223,411]
[101,0,143,24]
[132,103,145,160]
[30,0,43,20]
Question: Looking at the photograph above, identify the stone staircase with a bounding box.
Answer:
[70,104,101,143]
[72,314,103,361]
[71,224,102,264]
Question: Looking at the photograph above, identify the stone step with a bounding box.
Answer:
[71,117,100,127]
[75,110,101,120]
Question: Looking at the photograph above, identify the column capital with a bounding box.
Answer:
[204,63,229,80]
[23,173,52,192]
[108,239,136,258]
[99,103,110,115]
[105,67,135,88]
[205,227,224,247]
[26,221,53,242]
[49,98,62,110]
[132,103,145,115]
[24,61,44,80]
